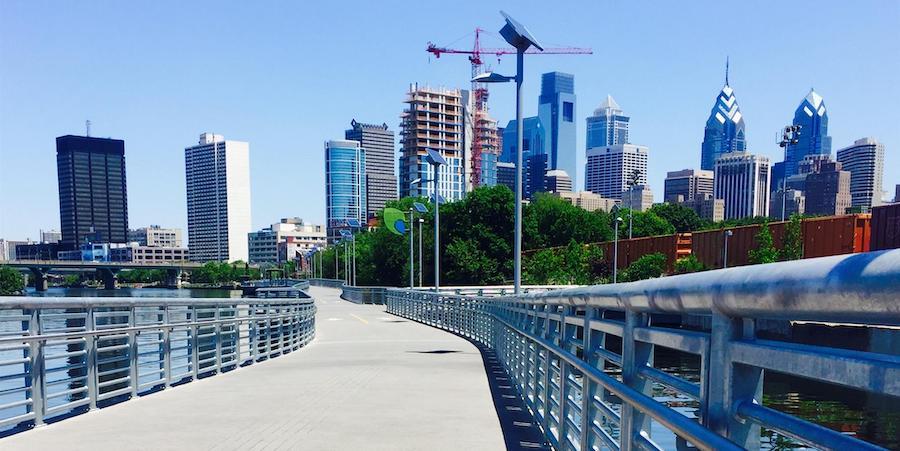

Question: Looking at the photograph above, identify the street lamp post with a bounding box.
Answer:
[473,11,543,294]
[628,169,641,239]
[424,150,446,291]
[613,216,623,283]
[723,229,733,268]
[418,218,424,287]
[408,208,415,288]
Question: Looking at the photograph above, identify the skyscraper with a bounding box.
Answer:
[783,89,832,178]
[664,169,715,203]
[345,120,396,219]
[325,140,366,239]
[500,117,544,164]
[538,72,577,187]
[836,137,885,210]
[544,170,573,193]
[802,158,851,216]
[586,95,629,148]
[714,151,770,220]
[56,135,129,250]
[184,133,251,262]
[700,63,746,171]
[584,144,649,200]
[399,85,465,202]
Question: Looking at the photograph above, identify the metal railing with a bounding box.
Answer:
[0,296,316,431]
[308,278,345,289]
[386,249,900,450]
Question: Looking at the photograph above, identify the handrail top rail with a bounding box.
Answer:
[0,296,314,310]
[389,250,900,326]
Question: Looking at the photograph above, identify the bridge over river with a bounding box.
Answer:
[0,250,898,450]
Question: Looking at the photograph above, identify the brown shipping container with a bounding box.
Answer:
[598,233,690,271]
[691,214,870,269]
[801,214,870,257]
[691,222,787,269]
[871,203,900,251]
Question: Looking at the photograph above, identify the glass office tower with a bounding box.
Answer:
[325,140,366,239]
[784,89,832,178]
[538,72,577,187]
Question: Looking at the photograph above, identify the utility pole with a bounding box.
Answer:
[777,125,802,221]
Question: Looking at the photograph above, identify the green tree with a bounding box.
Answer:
[620,253,667,282]
[0,266,25,295]
[524,241,605,285]
[674,255,706,274]
[781,214,803,261]
[648,203,704,233]
[615,209,675,238]
[525,193,612,249]
[748,222,779,264]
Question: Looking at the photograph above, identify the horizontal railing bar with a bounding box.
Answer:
[513,250,900,325]
[633,326,708,356]
[638,366,701,400]
[96,386,132,401]
[0,312,307,345]
[0,297,312,309]
[44,398,91,416]
[0,398,32,411]
[736,401,884,451]
[730,340,900,396]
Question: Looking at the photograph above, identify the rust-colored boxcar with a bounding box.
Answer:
[802,214,870,257]
[691,215,870,269]
[871,203,900,251]
[598,233,691,271]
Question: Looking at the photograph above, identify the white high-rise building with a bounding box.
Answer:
[714,151,770,220]
[184,133,251,262]
[584,144,649,200]
[836,137,885,210]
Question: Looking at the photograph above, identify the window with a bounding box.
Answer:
[563,102,574,122]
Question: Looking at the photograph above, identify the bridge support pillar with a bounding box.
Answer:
[165,269,183,288]
[29,267,49,292]
[97,268,119,290]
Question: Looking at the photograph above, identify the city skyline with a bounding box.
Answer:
[1,2,899,239]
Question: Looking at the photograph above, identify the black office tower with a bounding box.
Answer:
[345,120,397,220]
[56,135,129,250]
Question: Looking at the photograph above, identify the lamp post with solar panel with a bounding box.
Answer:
[473,11,543,294]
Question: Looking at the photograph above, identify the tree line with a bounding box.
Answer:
[314,185,804,287]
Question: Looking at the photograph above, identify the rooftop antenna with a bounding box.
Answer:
[86,120,91,137]
[725,56,730,86]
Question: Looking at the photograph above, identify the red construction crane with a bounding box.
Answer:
[427,28,591,188]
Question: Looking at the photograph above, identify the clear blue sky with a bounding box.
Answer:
[1,1,898,240]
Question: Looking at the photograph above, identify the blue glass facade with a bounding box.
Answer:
[586,95,629,148]
[783,89,831,178]
[481,152,498,187]
[325,140,366,238]
[538,72,577,187]
[501,117,545,164]
[700,84,746,171]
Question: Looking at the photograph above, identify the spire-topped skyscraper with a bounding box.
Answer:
[586,95,629,148]
[783,89,831,178]
[700,59,747,171]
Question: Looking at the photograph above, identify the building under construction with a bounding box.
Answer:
[399,84,466,202]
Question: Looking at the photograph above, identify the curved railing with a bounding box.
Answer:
[386,249,900,450]
[0,296,316,432]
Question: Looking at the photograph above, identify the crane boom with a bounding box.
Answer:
[425,29,591,189]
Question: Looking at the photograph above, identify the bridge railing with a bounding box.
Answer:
[0,296,316,432]
[386,249,900,451]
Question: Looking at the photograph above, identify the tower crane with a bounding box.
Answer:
[427,28,591,187]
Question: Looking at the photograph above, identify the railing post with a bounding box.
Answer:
[28,309,45,426]
[580,306,597,451]
[129,306,139,397]
[191,305,200,380]
[85,306,98,408]
[620,310,653,451]
[707,312,763,448]
[214,304,222,373]
[163,305,171,388]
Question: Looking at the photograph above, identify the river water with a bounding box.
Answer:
[2,287,897,448]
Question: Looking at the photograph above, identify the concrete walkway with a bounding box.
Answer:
[2,287,506,450]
